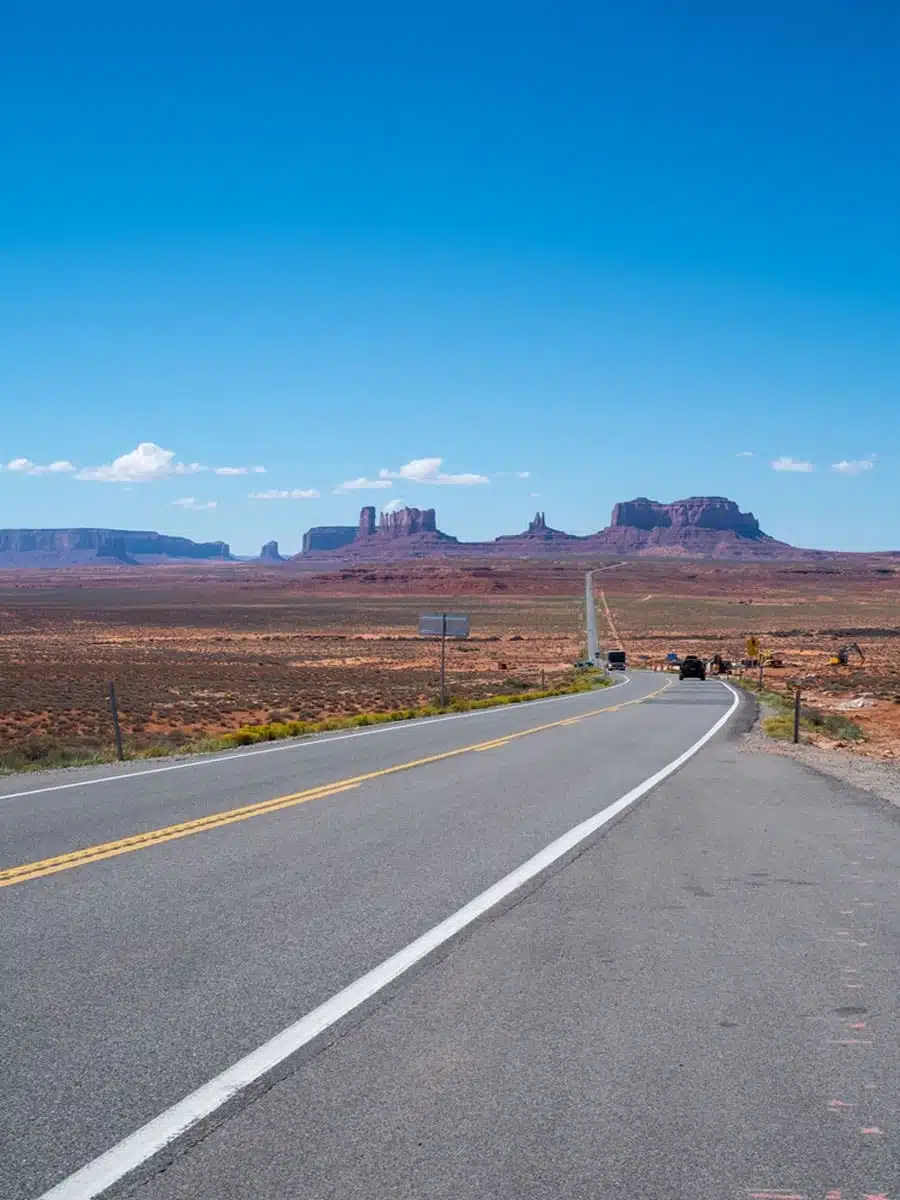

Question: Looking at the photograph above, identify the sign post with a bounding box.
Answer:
[418,613,471,708]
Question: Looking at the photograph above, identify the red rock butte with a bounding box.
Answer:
[2,498,898,566]
[297,496,805,561]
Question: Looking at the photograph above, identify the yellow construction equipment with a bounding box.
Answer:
[829,642,865,666]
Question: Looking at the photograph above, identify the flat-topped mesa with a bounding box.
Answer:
[302,525,357,553]
[609,496,762,539]
[259,540,283,561]
[0,528,231,565]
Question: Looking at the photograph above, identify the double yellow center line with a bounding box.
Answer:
[1,683,670,890]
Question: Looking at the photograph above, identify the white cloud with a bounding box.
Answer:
[529,491,541,498]
[173,497,217,511]
[5,457,76,475]
[771,456,814,473]
[736,451,755,458]
[249,488,320,500]
[34,460,76,474]
[77,442,206,483]
[334,476,393,493]
[213,465,267,476]
[515,470,531,478]
[382,497,407,513]
[831,459,875,476]
[379,456,488,486]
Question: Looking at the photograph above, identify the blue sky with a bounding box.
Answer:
[2,1,898,553]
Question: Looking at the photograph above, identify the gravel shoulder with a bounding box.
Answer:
[742,695,900,807]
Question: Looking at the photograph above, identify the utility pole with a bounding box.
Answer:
[585,570,600,667]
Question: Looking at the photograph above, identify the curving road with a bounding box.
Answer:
[2,672,898,1199]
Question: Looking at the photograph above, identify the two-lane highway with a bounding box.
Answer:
[5,673,897,1199]
[1,672,735,1198]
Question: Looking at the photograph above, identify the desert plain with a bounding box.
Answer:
[1,555,898,769]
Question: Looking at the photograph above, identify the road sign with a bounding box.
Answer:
[746,636,760,660]
[418,613,470,639]
[418,613,470,707]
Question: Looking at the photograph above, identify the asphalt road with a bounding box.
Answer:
[3,672,898,1198]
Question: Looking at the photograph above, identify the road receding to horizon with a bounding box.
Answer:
[2,672,897,1200]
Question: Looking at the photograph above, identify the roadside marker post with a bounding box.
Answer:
[108,681,125,761]
[793,686,802,744]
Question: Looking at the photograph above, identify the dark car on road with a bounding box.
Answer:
[679,655,706,681]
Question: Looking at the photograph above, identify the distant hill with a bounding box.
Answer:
[0,529,232,566]
[3,498,896,568]
[298,497,875,562]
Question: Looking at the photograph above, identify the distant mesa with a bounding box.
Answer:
[609,496,761,539]
[0,528,232,567]
[3,497,892,569]
[299,497,801,562]
[302,525,357,553]
[299,506,457,559]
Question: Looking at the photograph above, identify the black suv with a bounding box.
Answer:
[679,655,706,681]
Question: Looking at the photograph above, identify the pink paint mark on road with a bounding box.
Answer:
[843,966,859,973]
[845,983,864,989]
[836,930,852,937]
[849,1021,867,1029]
[747,1193,806,1199]
[828,1098,854,1110]
[856,941,870,948]
[824,1192,842,1200]
[863,1193,890,1199]
[862,1126,885,1135]
[828,1038,873,1045]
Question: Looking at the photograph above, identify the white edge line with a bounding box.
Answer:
[37,680,740,1200]
[1,676,633,803]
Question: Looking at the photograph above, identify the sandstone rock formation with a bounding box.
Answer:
[496,511,576,543]
[298,506,456,559]
[378,507,441,538]
[358,507,377,538]
[302,525,357,553]
[609,496,761,538]
[259,540,283,561]
[0,528,231,566]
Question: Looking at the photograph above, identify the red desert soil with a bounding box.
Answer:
[0,556,897,760]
